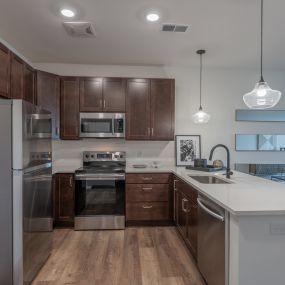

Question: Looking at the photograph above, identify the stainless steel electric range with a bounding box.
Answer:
[74,151,126,230]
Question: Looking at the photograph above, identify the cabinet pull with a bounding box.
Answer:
[142,204,153,209]
[143,177,153,181]
[151,128,154,136]
[69,177,73,187]
[142,187,152,191]
[103,100,106,109]
[182,198,189,213]
[173,179,178,191]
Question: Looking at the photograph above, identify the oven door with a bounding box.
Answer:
[75,177,125,230]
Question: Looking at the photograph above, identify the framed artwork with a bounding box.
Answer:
[175,135,201,166]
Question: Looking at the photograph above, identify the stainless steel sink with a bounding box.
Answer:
[189,175,231,184]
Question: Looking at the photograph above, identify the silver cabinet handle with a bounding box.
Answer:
[173,179,178,191]
[197,198,224,222]
[103,100,106,109]
[151,128,154,136]
[182,198,189,213]
[69,176,73,187]
[143,177,153,181]
[142,187,153,191]
[142,204,153,209]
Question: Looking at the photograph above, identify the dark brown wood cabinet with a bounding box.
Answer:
[80,77,103,112]
[150,79,175,140]
[80,77,126,112]
[0,43,10,98]
[37,71,60,139]
[10,54,24,99]
[174,176,198,259]
[126,79,151,140]
[11,54,36,103]
[53,173,75,227]
[103,78,126,112]
[126,173,172,225]
[60,77,80,140]
[126,78,175,141]
[23,64,35,104]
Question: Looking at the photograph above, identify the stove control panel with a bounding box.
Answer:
[83,151,126,162]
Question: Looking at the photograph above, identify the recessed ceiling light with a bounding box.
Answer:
[61,9,75,18]
[146,13,160,22]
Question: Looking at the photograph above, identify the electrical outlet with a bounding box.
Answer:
[270,223,285,235]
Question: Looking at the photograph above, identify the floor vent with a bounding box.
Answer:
[63,22,96,37]
[162,24,189,33]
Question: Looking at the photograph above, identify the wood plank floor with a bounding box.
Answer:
[32,227,205,285]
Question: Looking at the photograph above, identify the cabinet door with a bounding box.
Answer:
[37,71,60,139]
[103,78,126,112]
[186,198,198,259]
[176,190,188,238]
[150,79,175,140]
[80,78,103,112]
[0,43,10,98]
[10,54,24,99]
[60,77,80,140]
[23,64,35,104]
[54,174,74,227]
[126,79,150,140]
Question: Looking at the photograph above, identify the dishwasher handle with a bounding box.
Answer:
[197,198,224,222]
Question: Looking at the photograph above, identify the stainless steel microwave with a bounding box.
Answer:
[27,113,52,139]
[80,113,125,138]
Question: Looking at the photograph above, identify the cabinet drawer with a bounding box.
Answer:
[126,202,169,221]
[126,173,170,184]
[126,184,169,202]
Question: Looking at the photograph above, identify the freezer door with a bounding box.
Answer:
[12,100,52,170]
[23,165,53,285]
[0,100,13,285]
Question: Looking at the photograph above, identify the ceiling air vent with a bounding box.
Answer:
[162,24,189,33]
[63,22,96,37]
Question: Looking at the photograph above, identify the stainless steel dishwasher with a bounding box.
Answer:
[197,195,228,285]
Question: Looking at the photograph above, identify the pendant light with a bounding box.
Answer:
[192,49,210,124]
[243,0,281,109]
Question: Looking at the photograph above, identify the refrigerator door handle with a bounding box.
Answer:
[197,198,224,222]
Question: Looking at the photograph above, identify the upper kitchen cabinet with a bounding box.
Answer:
[0,43,10,98]
[60,77,80,140]
[80,77,126,112]
[126,78,175,141]
[10,53,24,100]
[23,64,35,104]
[126,79,151,140]
[103,78,126,112]
[80,77,103,112]
[37,71,60,139]
[150,79,175,140]
[10,54,36,104]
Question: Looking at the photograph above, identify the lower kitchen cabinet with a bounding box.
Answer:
[125,173,172,225]
[53,173,75,227]
[174,176,198,259]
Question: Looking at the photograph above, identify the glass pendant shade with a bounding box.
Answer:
[192,107,211,124]
[243,81,282,109]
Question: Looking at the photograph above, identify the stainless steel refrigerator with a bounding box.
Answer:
[0,100,53,285]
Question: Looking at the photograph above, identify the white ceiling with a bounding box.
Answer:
[0,0,284,68]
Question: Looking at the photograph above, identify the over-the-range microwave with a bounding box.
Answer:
[80,113,125,138]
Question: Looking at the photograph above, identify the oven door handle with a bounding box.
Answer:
[75,175,125,181]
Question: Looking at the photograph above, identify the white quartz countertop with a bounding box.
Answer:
[126,165,285,216]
